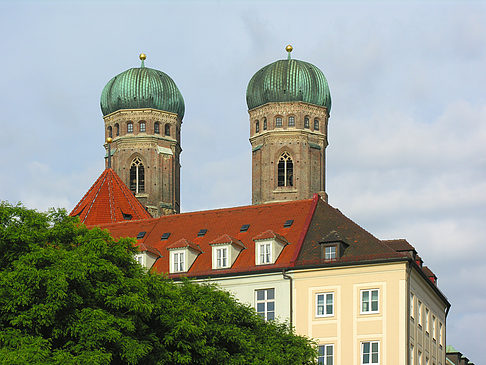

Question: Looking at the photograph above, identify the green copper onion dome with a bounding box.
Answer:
[246,46,331,111]
[101,54,185,118]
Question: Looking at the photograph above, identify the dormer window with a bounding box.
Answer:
[324,245,337,260]
[173,251,185,272]
[210,234,245,270]
[167,238,201,274]
[319,231,349,261]
[253,230,288,266]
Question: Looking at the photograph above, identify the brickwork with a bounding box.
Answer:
[103,108,182,217]
[249,102,329,204]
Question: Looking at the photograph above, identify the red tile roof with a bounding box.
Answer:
[253,230,289,244]
[167,238,202,252]
[209,234,246,249]
[70,168,152,225]
[100,196,319,277]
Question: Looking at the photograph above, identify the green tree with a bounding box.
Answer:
[0,202,317,364]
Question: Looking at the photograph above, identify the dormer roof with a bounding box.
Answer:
[209,234,246,250]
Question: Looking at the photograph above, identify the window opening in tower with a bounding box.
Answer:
[277,152,293,187]
[130,157,145,194]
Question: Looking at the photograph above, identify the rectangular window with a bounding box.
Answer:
[140,122,146,132]
[173,252,184,272]
[255,288,275,321]
[154,122,160,134]
[255,121,260,133]
[316,292,334,317]
[418,301,422,326]
[410,293,415,319]
[410,344,414,365]
[258,243,271,264]
[418,351,422,365]
[439,322,443,345]
[276,117,282,127]
[425,308,429,333]
[134,254,143,265]
[314,118,320,130]
[361,341,379,364]
[216,247,228,268]
[304,117,310,128]
[361,289,379,313]
[318,344,334,365]
[324,246,337,260]
[288,116,295,126]
[127,123,133,133]
[263,118,267,130]
[432,316,436,339]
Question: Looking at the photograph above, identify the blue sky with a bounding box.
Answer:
[1,0,485,361]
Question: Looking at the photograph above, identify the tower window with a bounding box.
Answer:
[255,120,260,133]
[115,123,120,136]
[288,116,295,127]
[275,117,282,128]
[314,118,319,131]
[304,116,310,129]
[140,121,146,132]
[154,122,160,134]
[127,122,133,133]
[165,123,170,136]
[263,118,267,130]
[107,126,113,138]
[130,157,145,194]
[277,152,293,187]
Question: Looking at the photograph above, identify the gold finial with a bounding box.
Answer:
[286,45,293,53]
[139,53,146,61]
[106,137,113,144]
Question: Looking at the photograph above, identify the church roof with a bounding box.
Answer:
[70,168,152,225]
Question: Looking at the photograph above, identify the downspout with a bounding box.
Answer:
[407,261,412,365]
[282,269,293,328]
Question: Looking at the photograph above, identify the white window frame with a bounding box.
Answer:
[216,247,228,268]
[361,289,379,314]
[316,292,334,317]
[418,301,422,327]
[255,288,275,321]
[410,344,414,365]
[418,351,422,365]
[324,245,337,260]
[318,344,334,365]
[134,254,144,266]
[172,251,185,273]
[258,242,272,264]
[361,341,379,364]
[432,315,436,340]
[439,322,443,346]
[425,308,429,334]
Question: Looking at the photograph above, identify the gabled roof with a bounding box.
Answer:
[252,230,288,244]
[167,238,202,252]
[382,239,416,252]
[70,168,152,225]
[209,234,246,250]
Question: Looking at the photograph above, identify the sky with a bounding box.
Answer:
[1,0,485,361]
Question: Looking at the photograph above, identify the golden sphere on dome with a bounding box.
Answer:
[139,53,147,61]
[285,45,293,53]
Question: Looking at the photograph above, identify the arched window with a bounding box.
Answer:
[130,157,145,194]
[139,121,146,132]
[263,118,267,130]
[304,116,310,129]
[127,122,133,133]
[314,118,319,131]
[115,123,120,136]
[107,126,113,138]
[154,122,160,134]
[255,120,260,133]
[277,152,293,187]
[288,116,295,127]
[165,123,170,136]
[275,117,282,128]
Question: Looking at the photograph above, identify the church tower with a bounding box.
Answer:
[100,54,184,217]
[246,45,331,204]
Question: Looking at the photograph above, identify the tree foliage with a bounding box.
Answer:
[0,202,317,364]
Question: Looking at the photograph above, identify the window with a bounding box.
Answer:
[263,117,267,130]
[318,344,334,365]
[410,344,414,365]
[304,116,310,128]
[316,293,334,317]
[314,118,320,130]
[127,122,133,133]
[165,123,170,136]
[418,301,422,326]
[255,288,274,321]
[115,123,119,136]
[361,341,379,364]
[255,120,260,133]
[129,157,145,194]
[173,252,184,272]
[432,316,436,339]
[425,308,429,333]
[154,122,160,134]
[107,126,113,138]
[418,351,422,365]
[324,246,336,260]
[439,322,443,345]
[134,254,143,265]
[216,247,228,268]
[277,152,293,187]
[288,116,295,127]
[258,242,271,264]
[410,293,415,319]
[139,121,146,132]
[275,117,282,127]
[361,289,379,313]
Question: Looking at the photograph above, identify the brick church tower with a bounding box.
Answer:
[246,46,332,204]
[100,54,184,217]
